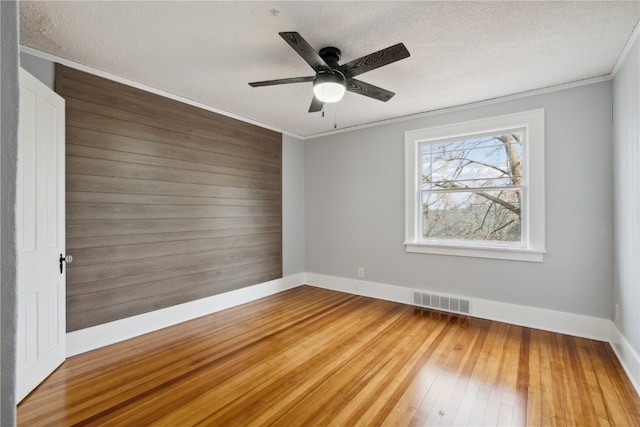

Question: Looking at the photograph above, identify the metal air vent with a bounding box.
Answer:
[412,291,472,315]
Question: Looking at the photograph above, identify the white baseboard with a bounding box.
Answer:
[471,297,611,341]
[66,273,305,357]
[609,322,640,396]
[305,273,412,305]
[305,273,611,342]
[66,271,639,398]
[306,273,640,397]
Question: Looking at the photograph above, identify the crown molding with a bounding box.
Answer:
[611,19,640,76]
[19,46,304,139]
[20,44,616,142]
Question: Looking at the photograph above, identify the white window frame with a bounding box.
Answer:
[404,109,545,262]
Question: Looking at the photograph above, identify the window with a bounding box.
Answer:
[404,109,545,262]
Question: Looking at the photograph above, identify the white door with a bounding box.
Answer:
[16,68,66,403]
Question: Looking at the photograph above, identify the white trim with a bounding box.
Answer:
[305,273,610,342]
[404,109,545,262]
[19,46,301,140]
[610,322,640,397]
[305,76,610,139]
[404,242,545,262]
[306,273,411,306]
[68,272,615,351]
[306,273,637,397]
[472,297,611,342]
[611,19,640,77]
[65,271,638,398]
[66,273,305,357]
[22,45,612,142]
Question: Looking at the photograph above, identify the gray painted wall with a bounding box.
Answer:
[613,35,640,356]
[1,1,19,424]
[305,81,613,318]
[19,52,54,89]
[282,135,306,275]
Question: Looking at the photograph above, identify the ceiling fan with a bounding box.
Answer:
[249,32,410,113]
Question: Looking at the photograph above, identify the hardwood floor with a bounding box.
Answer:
[17,286,640,426]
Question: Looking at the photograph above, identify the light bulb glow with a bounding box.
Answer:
[313,72,346,103]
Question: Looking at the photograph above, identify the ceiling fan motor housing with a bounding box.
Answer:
[319,46,342,67]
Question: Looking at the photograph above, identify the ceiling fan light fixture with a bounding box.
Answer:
[313,71,346,103]
[249,32,410,113]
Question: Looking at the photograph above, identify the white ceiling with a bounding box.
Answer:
[19,1,640,138]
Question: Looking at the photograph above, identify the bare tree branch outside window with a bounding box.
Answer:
[420,131,525,242]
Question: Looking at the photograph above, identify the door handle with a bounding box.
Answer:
[59,254,73,274]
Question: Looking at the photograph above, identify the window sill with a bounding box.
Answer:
[404,242,545,262]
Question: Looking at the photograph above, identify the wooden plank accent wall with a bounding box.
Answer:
[55,65,282,332]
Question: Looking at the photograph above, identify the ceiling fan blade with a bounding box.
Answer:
[279,32,331,73]
[347,78,395,102]
[340,43,410,78]
[249,76,314,87]
[309,96,324,113]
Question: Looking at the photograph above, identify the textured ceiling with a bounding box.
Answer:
[19,1,640,138]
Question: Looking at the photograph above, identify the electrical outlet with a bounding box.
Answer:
[615,304,620,321]
[357,267,364,278]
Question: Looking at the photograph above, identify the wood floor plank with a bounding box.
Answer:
[337,314,460,426]
[145,296,396,426]
[576,338,614,426]
[525,328,543,426]
[439,318,492,427]
[271,308,440,427]
[349,311,462,426]
[412,314,475,423]
[589,339,640,426]
[17,286,640,426]
[534,328,558,425]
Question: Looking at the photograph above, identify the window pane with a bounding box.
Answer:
[421,189,522,242]
[421,132,524,190]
